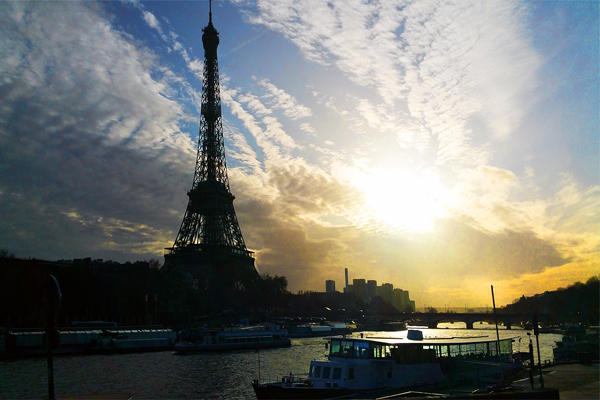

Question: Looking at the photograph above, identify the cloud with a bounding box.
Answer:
[258,78,312,119]
[0,1,194,260]
[228,161,365,291]
[142,10,161,32]
[221,85,300,158]
[242,0,541,168]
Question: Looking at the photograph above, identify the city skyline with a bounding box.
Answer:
[0,1,598,307]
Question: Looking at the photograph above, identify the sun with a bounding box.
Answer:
[356,167,449,232]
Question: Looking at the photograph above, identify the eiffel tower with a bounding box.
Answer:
[165,2,259,308]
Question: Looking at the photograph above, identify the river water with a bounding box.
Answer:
[0,323,563,399]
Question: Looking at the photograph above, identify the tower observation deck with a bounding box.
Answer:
[165,3,259,310]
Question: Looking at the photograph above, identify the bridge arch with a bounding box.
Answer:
[405,312,529,329]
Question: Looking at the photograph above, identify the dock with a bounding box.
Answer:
[512,362,599,400]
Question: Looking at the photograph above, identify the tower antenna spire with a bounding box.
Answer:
[209,0,212,23]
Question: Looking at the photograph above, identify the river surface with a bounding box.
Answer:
[0,323,563,399]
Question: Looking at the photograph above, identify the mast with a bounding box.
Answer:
[491,285,504,384]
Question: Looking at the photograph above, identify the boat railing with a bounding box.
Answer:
[256,373,310,385]
[280,373,310,384]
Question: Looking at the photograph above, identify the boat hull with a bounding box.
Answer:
[252,382,393,399]
[253,383,561,399]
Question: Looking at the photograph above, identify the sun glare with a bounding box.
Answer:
[357,168,449,232]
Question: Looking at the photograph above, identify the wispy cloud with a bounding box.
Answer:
[258,78,312,119]
[142,10,161,32]
[0,1,193,259]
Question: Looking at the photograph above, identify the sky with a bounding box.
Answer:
[0,0,598,308]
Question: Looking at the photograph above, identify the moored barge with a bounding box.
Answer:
[252,330,522,399]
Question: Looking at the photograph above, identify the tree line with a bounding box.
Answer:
[501,275,599,326]
[0,256,289,328]
[3,251,596,329]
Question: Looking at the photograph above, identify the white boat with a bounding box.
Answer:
[174,324,291,353]
[86,328,176,353]
[553,326,599,363]
[252,330,520,399]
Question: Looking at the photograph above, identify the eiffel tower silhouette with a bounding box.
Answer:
[165,2,259,309]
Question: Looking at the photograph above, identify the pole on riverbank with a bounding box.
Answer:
[533,313,545,388]
[43,275,62,400]
[528,333,535,389]
[256,338,261,383]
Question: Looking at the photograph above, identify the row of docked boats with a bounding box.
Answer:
[552,325,599,363]
[0,322,296,357]
[0,326,177,357]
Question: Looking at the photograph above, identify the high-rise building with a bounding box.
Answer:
[326,280,336,293]
[353,279,366,299]
[366,280,377,299]
[393,288,412,312]
[409,300,416,312]
[378,283,394,303]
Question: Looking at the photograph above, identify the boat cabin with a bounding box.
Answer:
[307,333,516,390]
[326,335,514,362]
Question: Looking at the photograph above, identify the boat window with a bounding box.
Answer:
[391,344,428,363]
[475,343,487,355]
[461,343,477,355]
[333,368,342,380]
[449,344,460,357]
[499,339,512,354]
[348,368,354,380]
[353,341,369,358]
[487,339,512,356]
[314,365,322,378]
[322,367,331,379]
[340,340,354,358]
[372,344,382,358]
[373,344,392,358]
[436,345,448,358]
[330,340,341,356]
[309,365,314,377]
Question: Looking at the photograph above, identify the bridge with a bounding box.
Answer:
[396,312,532,329]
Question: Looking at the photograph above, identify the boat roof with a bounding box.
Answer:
[336,335,518,346]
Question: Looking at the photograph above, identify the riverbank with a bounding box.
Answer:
[512,362,599,400]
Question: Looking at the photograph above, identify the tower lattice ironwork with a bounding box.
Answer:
[165,5,258,296]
